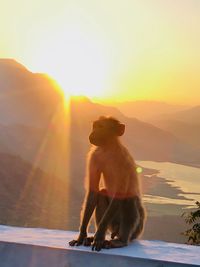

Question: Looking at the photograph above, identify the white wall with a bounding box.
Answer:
[0,225,199,267]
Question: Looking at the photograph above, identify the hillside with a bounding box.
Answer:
[0,98,199,182]
[70,99,200,165]
[149,105,200,149]
[111,100,189,121]
[149,119,200,149]
[0,58,63,127]
[1,59,199,169]
[155,105,200,125]
[0,152,69,229]
[0,59,199,181]
[0,151,189,242]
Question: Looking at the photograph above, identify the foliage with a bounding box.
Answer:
[182,201,200,245]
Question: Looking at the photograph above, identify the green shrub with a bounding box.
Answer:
[182,201,200,245]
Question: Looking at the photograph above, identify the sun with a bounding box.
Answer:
[53,34,108,99]
[31,25,111,101]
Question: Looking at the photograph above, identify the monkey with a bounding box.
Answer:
[69,116,145,251]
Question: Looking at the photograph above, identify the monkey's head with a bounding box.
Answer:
[89,116,125,146]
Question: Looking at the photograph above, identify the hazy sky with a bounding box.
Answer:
[1,0,200,104]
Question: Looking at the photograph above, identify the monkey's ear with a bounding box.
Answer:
[117,123,125,136]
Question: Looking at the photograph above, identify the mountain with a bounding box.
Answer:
[0,122,73,184]
[149,119,200,149]
[0,152,70,229]
[153,105,200,125]
[70,99,200,166]
[0,59,200,175]
[0,58,63,127]
[0,123,44,155]
[111,100,189,121]
[149,106,200,149]
[0,151,188,242]
[0,59,70,179]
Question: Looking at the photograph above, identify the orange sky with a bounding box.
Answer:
[1,0,200,105]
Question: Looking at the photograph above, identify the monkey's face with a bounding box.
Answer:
[89,117,125,147]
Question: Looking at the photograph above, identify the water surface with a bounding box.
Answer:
[137,161,200,207]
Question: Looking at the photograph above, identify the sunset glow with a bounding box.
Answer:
[1,0,200,104]
[32,25,111,99]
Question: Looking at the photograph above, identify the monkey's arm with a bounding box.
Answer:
[79,190,99,234]
[80,152,101,233]
[69,152,101,246]
[69,190,98,246]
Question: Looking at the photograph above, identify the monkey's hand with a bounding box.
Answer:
[68,232,87,246]
[92,232,106,251]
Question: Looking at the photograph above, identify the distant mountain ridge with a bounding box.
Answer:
[148,106,200,149]
[111,100,190,121]
[156,105,200,125]
[0,58,200,170]
[70,99,200,166]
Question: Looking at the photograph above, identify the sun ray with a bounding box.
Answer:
[14,97,71,227]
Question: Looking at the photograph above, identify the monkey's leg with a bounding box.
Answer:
[95,190,121,240]
[82,190,110,247]
[104,239,127,248]
[95,189,110,229]
[104,224,131,249]
[95,189,120,237]
[107,225,131,248]
[106,198,140,249]
[93,191,128,251]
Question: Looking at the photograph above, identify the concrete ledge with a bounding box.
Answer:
[0,225,199,267]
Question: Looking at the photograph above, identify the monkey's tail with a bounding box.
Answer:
[130,203,146,240]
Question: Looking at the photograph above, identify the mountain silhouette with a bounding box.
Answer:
[155,105,200,125]
[0,152,69,229]
[149,106,200,150]
[111,100,189,121]
[0,58,63,126]
[0,59,200,175]
[69,98,200,166]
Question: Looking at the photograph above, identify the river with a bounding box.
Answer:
[137,161,200,208]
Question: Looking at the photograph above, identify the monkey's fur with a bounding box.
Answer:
[69,116,146,251]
